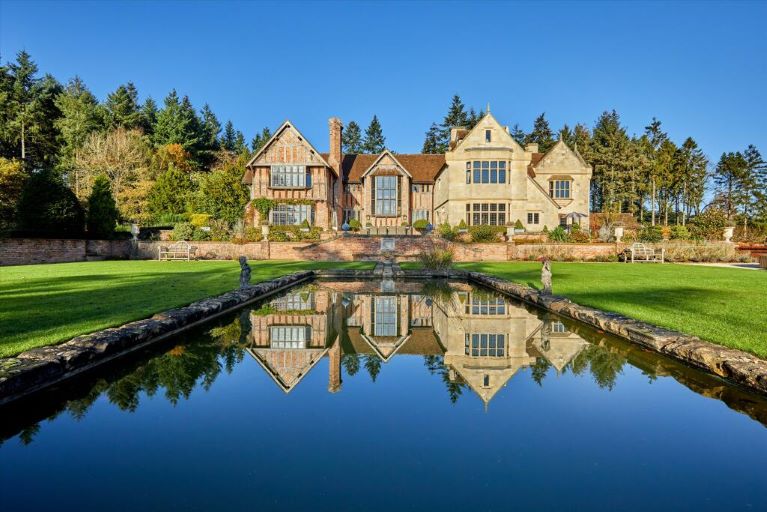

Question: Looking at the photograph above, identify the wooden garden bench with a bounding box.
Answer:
[158,241,191,261]
[625,242,664,263]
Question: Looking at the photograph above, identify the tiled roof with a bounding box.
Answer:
[527,152,544,177]
[320,153,446,183]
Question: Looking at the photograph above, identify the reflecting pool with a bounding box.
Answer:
[2,279,767,511]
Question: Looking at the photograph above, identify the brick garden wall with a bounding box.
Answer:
[133,237,607,262]
[0,239,132,266]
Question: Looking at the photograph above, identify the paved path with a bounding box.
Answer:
[680,262,762,270]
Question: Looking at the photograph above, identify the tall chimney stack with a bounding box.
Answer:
[328,117,343,173]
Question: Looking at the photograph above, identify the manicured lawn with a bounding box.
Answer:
[0,260,373,358]
[455,262,767,358]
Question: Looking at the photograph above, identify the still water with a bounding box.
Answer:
[2,279,767,511]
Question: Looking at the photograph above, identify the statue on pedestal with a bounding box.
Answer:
[239,256,251,288]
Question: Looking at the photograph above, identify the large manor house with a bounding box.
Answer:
[242,110,592,231]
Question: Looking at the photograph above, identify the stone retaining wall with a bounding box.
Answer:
[0,271,313,405]
[0,238,132,266]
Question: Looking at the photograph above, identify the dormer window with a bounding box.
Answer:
[485,130,492,143]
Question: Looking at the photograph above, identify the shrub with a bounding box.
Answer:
[208,219,231,241]
[413,219,429,231]
[86,175,119,239]
[457,219,468,230]
[171,222,195,241]
[542,225,549,233]
[514,219,524,230]
[469,224,502,243]
[638,225,663,243]
[348,219,361,231]
[269,230,291,242]
[669,225,690,240]
[244,227,262,242]
[548,226,567,242]
[438,223,456,241]
[190,213,211,227]
[15,169,85,237]
[418,247,454,270]
[148,164,193,218]
[151,213,189,227]
[191,228,211,241]
[663,240,749,262]
[568,229,591,243]
[689,208,727,240]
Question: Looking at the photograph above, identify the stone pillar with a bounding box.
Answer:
[328,338,342,393]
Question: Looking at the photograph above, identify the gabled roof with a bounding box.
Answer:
[320,153,446,183]
[360,150,413,180]
[449,111,525,153]
[532,139,590,172]
[247,346,328,393]
[246,120,335,174]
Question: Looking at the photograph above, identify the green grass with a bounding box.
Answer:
[455,262,767,358]
[0,260,373,358]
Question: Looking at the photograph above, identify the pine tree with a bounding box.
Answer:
[141,97,158,135]
[105,82,143,130]
[422,122,442,154]
[467,107,480,128]
[509,124,526,146]
[362,115,385,153]
[439,94,470,151]
[54,77,104,179]
[86,175,119,238]
[713,151,748,222]
[559,124,575,147]
[250,127,272,154]
[744,145,767,225]
[233,130,247,154]
[590,110,633,213]
[342,120,362,153]
[643,117,669,225]
[526,113,555,152]
[16,168,85,236]
[199,104,221,166]
[221,120,237,151]
[152,90,204,165]
[674,137,708,224]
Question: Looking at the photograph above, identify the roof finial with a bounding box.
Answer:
[486,102,491,114]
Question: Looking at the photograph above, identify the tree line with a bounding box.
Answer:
[0,51,271,236]
[421,95,766,230]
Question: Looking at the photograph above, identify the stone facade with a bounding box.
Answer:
[434,112,592,230]
[242,111,591,234]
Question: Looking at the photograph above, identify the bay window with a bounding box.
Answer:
[270,325,312,349]
[374,175,397,216]
[271,165,310,188]
[464,333,506,357]
[549,179,571,199]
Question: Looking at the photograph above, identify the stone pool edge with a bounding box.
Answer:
[0,271,314,406]
[456,269,767,396]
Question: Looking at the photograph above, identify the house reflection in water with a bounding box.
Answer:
[244,281,588,405]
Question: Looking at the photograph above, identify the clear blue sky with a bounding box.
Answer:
[1,0,765,161]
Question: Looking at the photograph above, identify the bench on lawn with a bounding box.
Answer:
[158,241,191,261]
[625,242,664,263]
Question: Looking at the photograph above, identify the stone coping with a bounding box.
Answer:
[464,271,767,396]
[0,271,314,405]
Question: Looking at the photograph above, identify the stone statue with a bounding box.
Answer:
[239,256,251,288]
[541,258,552,295]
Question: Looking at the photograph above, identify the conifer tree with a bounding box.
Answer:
[86,174,119,238]
[509,124,527,146]
[362,115,385,153]
[744,145,767,225]
[105,82,143,130]
[342,120,362,153]
[422,122,442,154]
[526,113,555,152]
[233,131,247,154]
[152,90,204,165]
[54,77,104,177]
[643,117,669,225]
[438,94,469,151]
[141,97,158,135]
[250,127,272,154]
[221,120,237,151]
[559,124,575,147]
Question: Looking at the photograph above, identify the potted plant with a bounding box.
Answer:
[349,219,361,232]
[457,219,468,233]
[300,219,311,232]
[724,220,736,243]
[413,219,429,233]
[514,219,525,234]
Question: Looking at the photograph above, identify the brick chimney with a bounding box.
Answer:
[328,117,343,173]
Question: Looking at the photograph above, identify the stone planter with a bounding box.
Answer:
[261,225,270,241]
[506,227,515,238]
[614,226,624,243]
[724,226,735,243]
